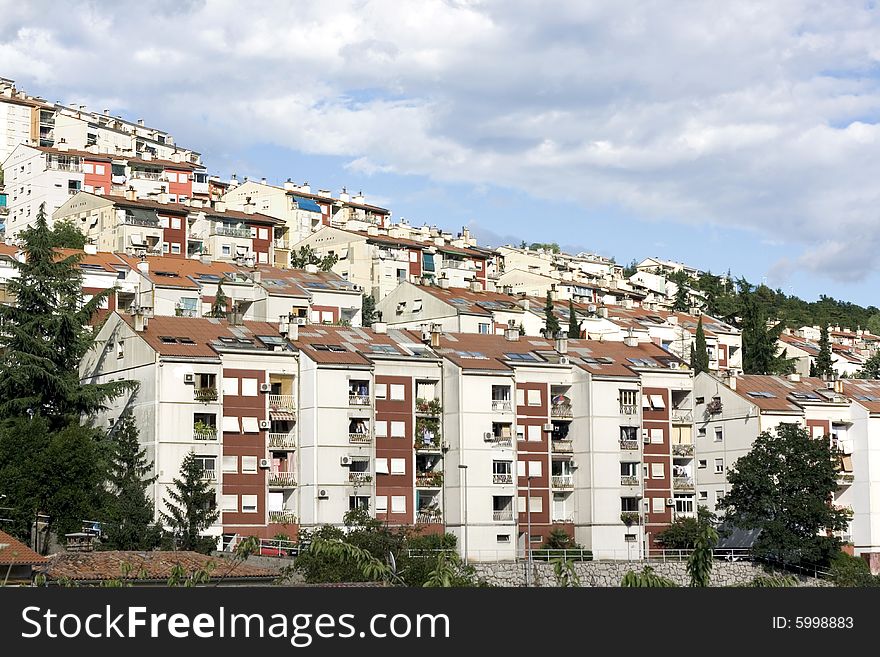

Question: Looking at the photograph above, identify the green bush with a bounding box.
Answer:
[830,552,879,587]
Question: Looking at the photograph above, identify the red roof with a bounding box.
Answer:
[0,530,47,566]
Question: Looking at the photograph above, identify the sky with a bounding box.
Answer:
[3,0,880,306]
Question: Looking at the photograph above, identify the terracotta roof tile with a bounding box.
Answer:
[732,374,846,412]
[0,530,47,565]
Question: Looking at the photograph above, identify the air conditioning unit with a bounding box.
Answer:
[340,456,351,466]
[483,432,494,440]
[292,317,307,326]
[259,458,270,469]
[317,489,328,499]
[259,383,271,392]
[183,373,195,384]
[559,355,570,365]
[542,423,554,432]
[259,420,270,429]
[666,498,676,506]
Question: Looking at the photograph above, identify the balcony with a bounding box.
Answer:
[415,398,442,417]
[268,511,298,525]
[551,403,573,419]
[194,387,218,402]
[415,472,444,488]
[349,432,372,444]
[48,162,82,173]
[414,438,443,452]
[213,225,251,238]
[201,469,216,482]
[671,408,693,423]
[551,475,574,489]
[838,473,855,486]
[193,425,218,441]
[130,170,162,181]
[273,238,290,250]
[620,475,639,486]
[493,473,513,485]
[493,509,514,522]
[268,394,296,412]
[673,477,695,491]
[268,472,297,488]
[491,399,512,412]
[551,439,573,454]
[349,393,371,407]
[620,404,638,415]
[348,472,373,485]
[123,214,159,227]
[268,433,296,450]
[619,439,639,451]
[672,444,694,457]
[416,511,443,524]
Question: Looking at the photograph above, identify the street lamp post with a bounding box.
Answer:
[458,464,468,565]
[526,475,533,586]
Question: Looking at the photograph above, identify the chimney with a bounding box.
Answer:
[103,108,109,116]
[84,244,98,255]
[430,323,441,348]
[788,372,801,382]
[200,254,211,265]
[133,313,148,332]
[555,333,568,354]
[438,276,450,289]
[214,201,226,213]
[373,321,387,334]
[301,181,311,194]
[243,203,255,215]
[137,260,149,275]
[505,324,520,342]
[339,187,350,202]
[141,151,153,161]
[260,177,267,185]
[353,191,365,204]
[726,374,737,391]
[56,139,69,152]
[284,179,295,191]
[598,307,609,318]
[125,187,137,201]
[549,284,559,301]
[667,315,678,325]
[157,192,168,204]
[304,263,319,274]
[367,225,379,236]
[137,119,144,126]
[623,298,634,309]
[623,329,638,348]
[469,280,482,292]
[287,321,299,341]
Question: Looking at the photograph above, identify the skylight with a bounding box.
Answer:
[505,352,539,362]
[747,391,776,398]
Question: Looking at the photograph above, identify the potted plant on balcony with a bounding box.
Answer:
[194,386,218,402]
[620,511,640,526]
[193,419,216,438]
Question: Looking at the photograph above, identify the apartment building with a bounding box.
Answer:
[0,79,41,163]
[295,226,489,300]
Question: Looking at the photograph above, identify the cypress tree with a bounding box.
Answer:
[160,451,220,553]
[544,291,560,337]
[816,324,834,378]
[693,317,710,374]
[567,300,580,338]
[207,282,228,318]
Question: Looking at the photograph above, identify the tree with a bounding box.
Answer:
[620,566,677,587]
[622,259,638,278]
[101,415,161,551]
[858,352,880,379]
[0,204,130,424]
[718,423,849,566]
[544,291,560,337]
[206,282,228,318]
[686,520,719,587]
[669,270,690,312]
[815,324,834,378]
[529,242,560,253]
[160,451,219,553]
[656,507,716,549]
[290,245,338,272]
[567,300,580,338]
[361,294,377,326]
[50,220,87,249]
[737,279,789,375]
[692,317,710,374]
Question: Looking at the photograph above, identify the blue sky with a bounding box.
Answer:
[4,0,880,307]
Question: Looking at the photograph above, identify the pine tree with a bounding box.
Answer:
[160,451,220,553]
[207,282,228,318]
[816,324,834,378]
[101,415,161,551]
[544,291,560,337]
[0,204,130,424]
[737,279,788,375]
[567,300,580,338]
[693,318,710,374]
[670,270,690,312]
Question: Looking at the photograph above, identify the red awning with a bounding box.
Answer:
[270,411,296,421]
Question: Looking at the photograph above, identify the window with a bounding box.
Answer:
[698,459,707,469]
[221,495,237,512]
[390,458,406,475]
[651,462,665,479]
[517,461,526,477]
[258,228,269,240]
[518,496,542,512]
[652,497,665,513]
[83,163,94,174]
[241,378,258,396]
[493,461,512,475]
[496,534,510,543]
[162,242,170,253]
[714,427,723,442]
[675,496,694,514]
[375,383,387,399]
[620,426,638,441]
[222,456,238,473]
[697,427,707,438]
[222,245,231,256]
[516,427,525,442]
[478,323,490,334]
[390,421,406,438]
[413,299,423,312]
[714,458,724,473]
[241,417,259,433]
[241,495,258,513]
[222,378,238,396]
[171,217,181,230]
[620,497,639,512]
[115,339,124,359]
[527,389,541,406]
[375,496,388,512]
[491,385,511,401]
[715,490,725,508]
[375,421,388,437]
[241,456,258,473]
[391,496,406,514]
[650,428,664,444]
[620,462,638,477]
[349,496,370,511]
[527,425,541,442]
[619,389,638,412]
[390,384,405,401]
[699,491,708,501]
[528,461,542,477]
[516,388,525,406]
[695,396,705,405]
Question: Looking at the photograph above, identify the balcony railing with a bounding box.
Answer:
[493,509,514,522]
[349,432,372,444]
[491,399,512,412]
[672,444,694,457]
[619,439,639,451]
[620,404,638,415]
[551,403,573,419]
[485,435,512,448]
[552,475,574,489]
[673,477,695,490]
[213,225,252,238]
[201,469,216,481]
[268,394,296,412]
[493,473,513,485]
[348,472,373,485]
[268,433,296,450]
[48,162,82,172]
[193,426,218,441]
[416,511,443,524]
[551,439,573,453]
[415,439,443,451]
[620,475,639,486]
[130,170,162,180]
[268,472,297,487]
[671,408,693,423]
[268,511,298,525]
[838,473,855,485]
[349,393,371,406]
[123,215,159,227]
[194,387,218,402]
[416,472,444,488]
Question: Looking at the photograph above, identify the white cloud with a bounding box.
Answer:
[4,0,880,280]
